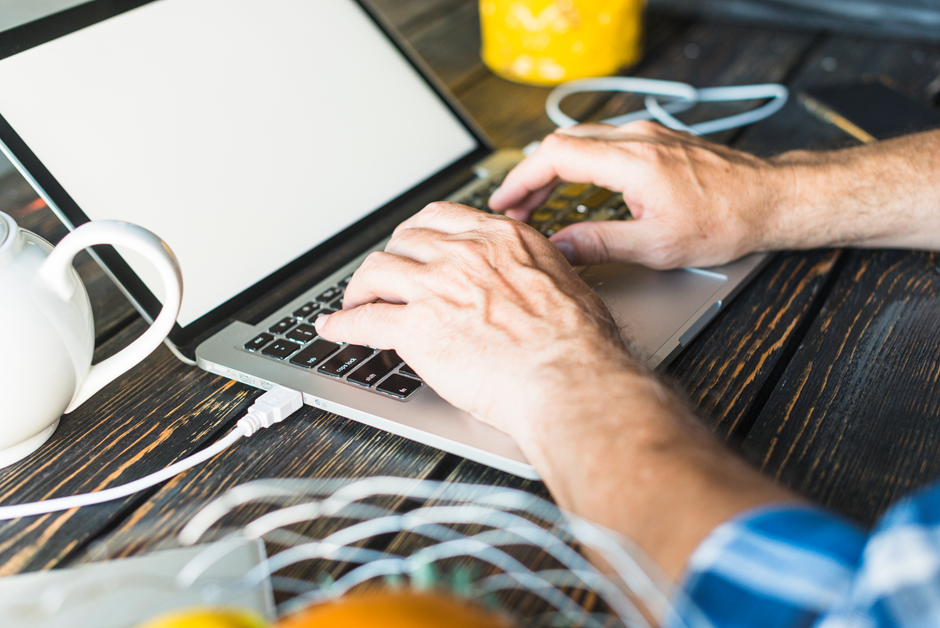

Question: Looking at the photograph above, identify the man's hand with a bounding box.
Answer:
[314,202,631,440]
[490,123,940,268]
[488,121,785,269]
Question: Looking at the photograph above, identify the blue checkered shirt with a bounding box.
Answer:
[678,482,940,628]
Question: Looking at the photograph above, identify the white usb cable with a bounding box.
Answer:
[0,386,304,521]
[545,77,789,135]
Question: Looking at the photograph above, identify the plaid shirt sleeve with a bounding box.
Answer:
[676,482,940,628]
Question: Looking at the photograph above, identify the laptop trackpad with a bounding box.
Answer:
[579,263,727,361]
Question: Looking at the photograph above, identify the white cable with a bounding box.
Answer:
[546,77,699,128]
[546,77,788,136]
[0,386,304,521]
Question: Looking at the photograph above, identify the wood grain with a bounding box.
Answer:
[743,250,940,525]
[370,0,468,38]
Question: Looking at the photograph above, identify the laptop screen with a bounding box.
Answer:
[0,0,482,331]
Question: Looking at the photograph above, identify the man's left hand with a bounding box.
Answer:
[314,202,631,440]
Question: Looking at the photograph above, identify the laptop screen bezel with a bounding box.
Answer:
[0,0,493,347]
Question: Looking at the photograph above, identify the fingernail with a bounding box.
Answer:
[554,240,577,264]
[314,314,329,330]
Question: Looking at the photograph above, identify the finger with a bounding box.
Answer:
[498,183,556,223]
[342,251,426,309]
[314,302,407,350]
[549,220,669,268]
[555,122,618,138]
[488,133,635,211]
[385,226,456,263]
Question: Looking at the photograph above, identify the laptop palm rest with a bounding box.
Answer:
[579,263,727,364]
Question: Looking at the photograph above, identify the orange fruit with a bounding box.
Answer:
[275,590,517,628]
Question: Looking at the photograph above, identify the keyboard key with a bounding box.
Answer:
[286,323,317,344]
[293,302,317,318]
[577,188,614,211]
[269,317,296,335]
[378,374,423,399]
[318,344,374,378]
[329,295,345,308]
[309,309,337,324]
[338,274,354,287]
[590,203,629,221]
[531,209,557,223]
[543,198,569,211]
[244,333,274,351]
[290,339,341,368]
[316,286,343,303]
[399,363,420,378]
[464,194,488,210]
[561,210,589,223]
[262,339,301,360]
[347,350,402,387]
[557,182,590,198]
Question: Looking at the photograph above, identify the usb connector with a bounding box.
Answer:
[237,386,305,436]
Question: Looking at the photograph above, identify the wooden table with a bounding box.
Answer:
[2,0,940,584]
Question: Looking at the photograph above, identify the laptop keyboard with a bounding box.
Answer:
[239,178,630,401]
[462,180,631,237]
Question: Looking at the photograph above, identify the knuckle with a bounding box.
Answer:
[360,250,389,272]
[450,238,489,263]
[629,138,665,163]
[541,130,574,152]
[623,119,662,135]
[425,200,463,216]
[491,215,526,237]
[645,242,683,269]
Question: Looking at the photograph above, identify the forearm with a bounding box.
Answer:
[515,368,797,580]
[765,130,940,252]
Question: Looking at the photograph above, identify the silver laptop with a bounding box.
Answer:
[0,0,767,479]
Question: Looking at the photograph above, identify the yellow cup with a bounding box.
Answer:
[479,0,645,86]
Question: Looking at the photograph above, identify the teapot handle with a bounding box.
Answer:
[39,220,183,413]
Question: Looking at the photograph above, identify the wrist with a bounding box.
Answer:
[759,153,835,251]
[516,367,679,496]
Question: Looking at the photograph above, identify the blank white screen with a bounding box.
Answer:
[0,0,478,326]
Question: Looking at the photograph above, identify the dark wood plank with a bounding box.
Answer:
[0,172,139,342]
[370,0,469,37]
[743,250,940,525]
[407,0,487,93]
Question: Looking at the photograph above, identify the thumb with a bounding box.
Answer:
[550,220,661,267]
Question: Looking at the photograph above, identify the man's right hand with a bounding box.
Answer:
[489,123,940,268]
[488,121,788,269]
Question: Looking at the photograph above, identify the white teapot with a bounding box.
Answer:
[0,211,182,468]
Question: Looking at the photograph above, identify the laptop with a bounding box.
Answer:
[0,0,768,479]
